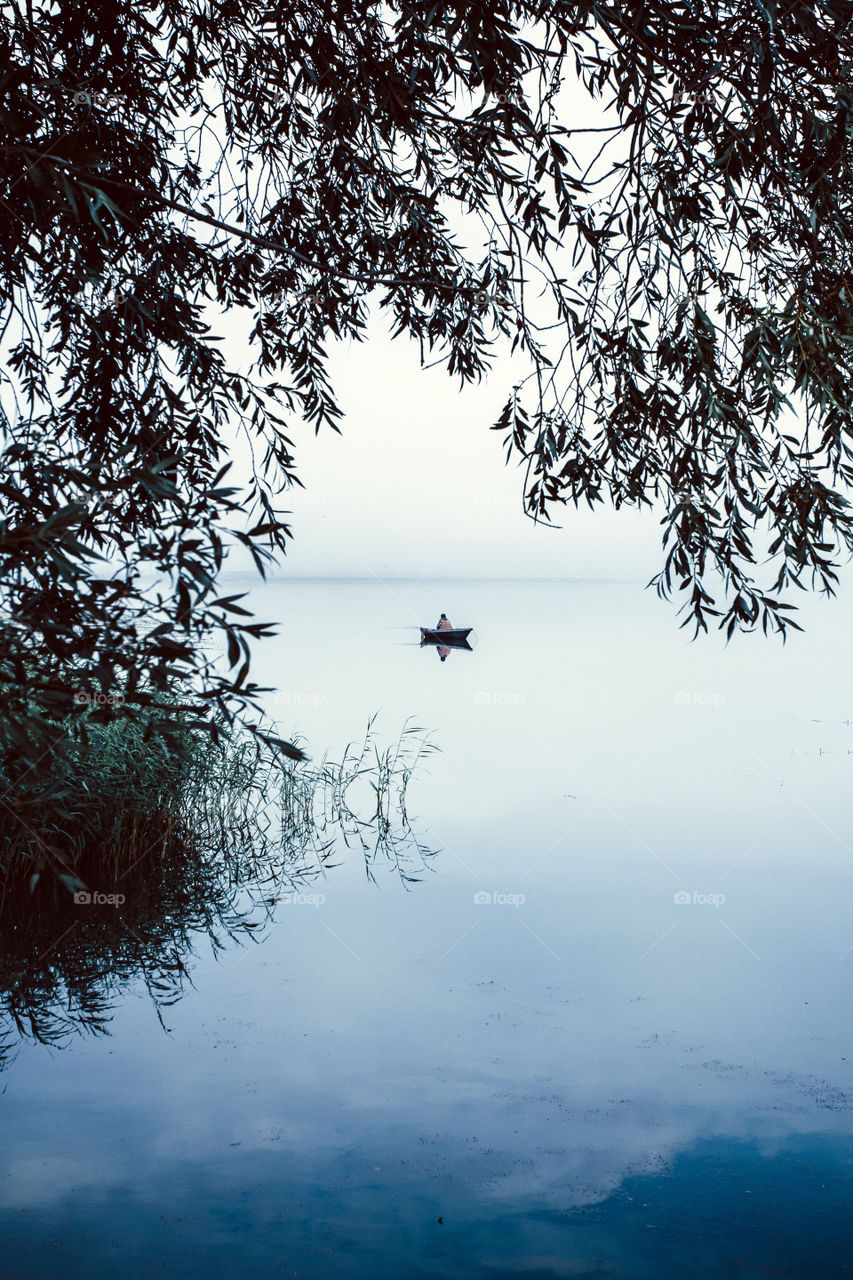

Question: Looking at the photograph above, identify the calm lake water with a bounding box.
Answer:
[3,578,853,1278]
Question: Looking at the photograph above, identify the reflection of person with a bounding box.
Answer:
[436,613,452,662]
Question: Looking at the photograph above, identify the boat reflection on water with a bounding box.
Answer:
[420,614,474,662]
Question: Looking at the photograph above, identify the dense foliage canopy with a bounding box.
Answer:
[3,0,853,801]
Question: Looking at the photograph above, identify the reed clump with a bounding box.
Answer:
[0,709,438,1064]
[0,695,262,909]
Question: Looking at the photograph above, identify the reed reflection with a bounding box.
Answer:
[0,719,437,1067]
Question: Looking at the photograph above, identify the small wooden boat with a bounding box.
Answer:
[420,627,473,649]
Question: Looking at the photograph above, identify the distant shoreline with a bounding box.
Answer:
[210,575,643,586]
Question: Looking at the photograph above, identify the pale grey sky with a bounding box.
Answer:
[247,311,664,583]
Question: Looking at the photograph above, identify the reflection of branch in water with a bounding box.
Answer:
[0,844,273,1069]
[0,720,439,1068]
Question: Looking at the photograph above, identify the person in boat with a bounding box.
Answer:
[435,614,452,660]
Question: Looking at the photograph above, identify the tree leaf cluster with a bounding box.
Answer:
[2,0,853,815]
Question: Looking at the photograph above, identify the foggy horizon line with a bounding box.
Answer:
[216,574,644,585]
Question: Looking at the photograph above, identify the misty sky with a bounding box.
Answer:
[248,312,664,584]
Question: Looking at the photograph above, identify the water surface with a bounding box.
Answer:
[3,579,853,1278]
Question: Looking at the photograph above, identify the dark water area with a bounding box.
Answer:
[4,1131,850,1280]
[3,581,853,1277]
[5,1130,853,1277]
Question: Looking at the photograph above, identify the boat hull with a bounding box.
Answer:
[420,627,473,649]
